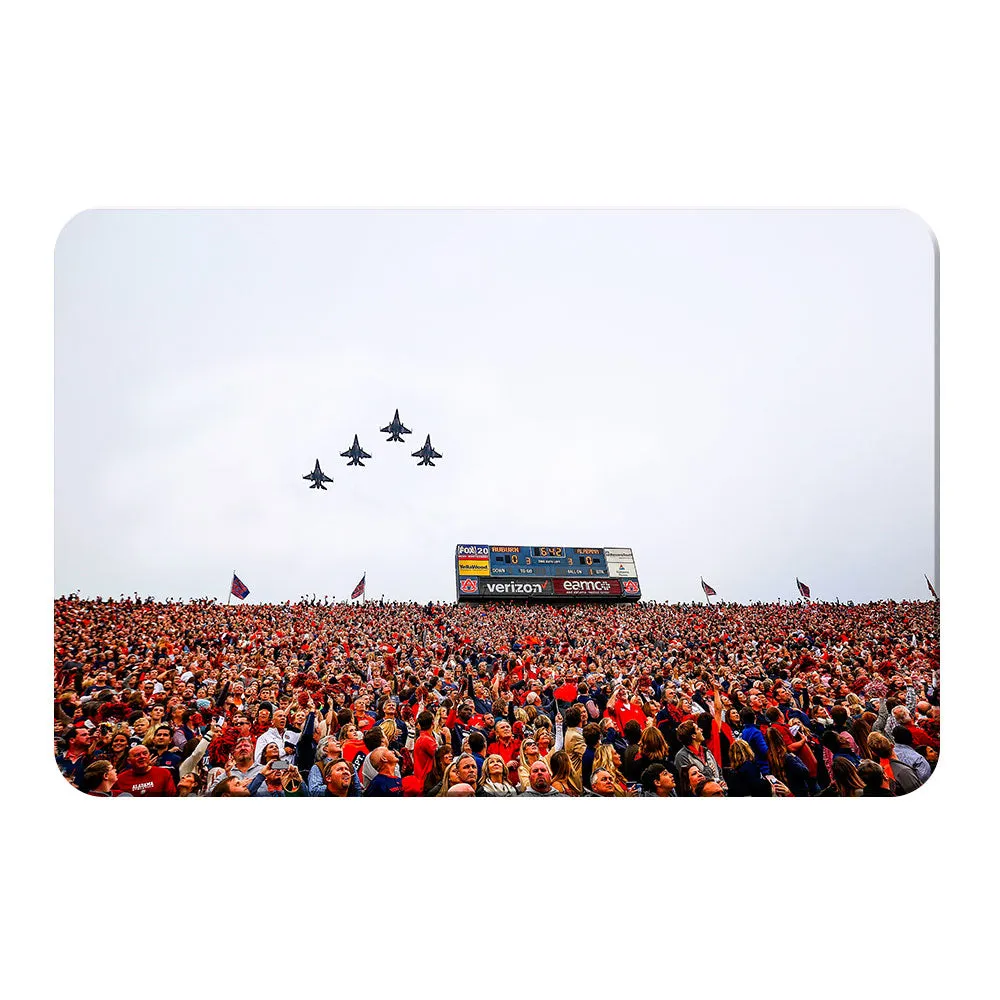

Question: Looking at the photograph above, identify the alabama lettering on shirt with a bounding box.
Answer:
[114,766,176,796]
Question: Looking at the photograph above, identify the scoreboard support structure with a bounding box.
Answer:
[455,545,641,602]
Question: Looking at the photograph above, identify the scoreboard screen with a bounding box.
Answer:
[455,544,641,602]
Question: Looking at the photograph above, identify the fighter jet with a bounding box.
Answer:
[303,459,334,490]
[412,434,442,467]
[380,408,412,442]
[340,434,373,467]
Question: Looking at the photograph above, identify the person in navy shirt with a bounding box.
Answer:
[364,748,403,796]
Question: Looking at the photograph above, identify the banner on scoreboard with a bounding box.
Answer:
[553,578,623,597]
[604,548,637,577]
[458,558,490,576]
[479,578,554,597]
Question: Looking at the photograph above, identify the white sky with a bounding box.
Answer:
[54,209,936,604]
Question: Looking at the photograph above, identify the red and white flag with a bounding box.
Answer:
[351,573,366,600]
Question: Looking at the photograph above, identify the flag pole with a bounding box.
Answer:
[228,571,233,606]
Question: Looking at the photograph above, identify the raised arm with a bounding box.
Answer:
[180,735,210,779]
[874,696,890,734]
[247,770,268,796]
[295,712,317,773]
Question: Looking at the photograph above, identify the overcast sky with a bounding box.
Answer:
[54,209,935,604]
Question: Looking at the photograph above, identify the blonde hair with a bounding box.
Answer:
[142,721,170,748]
[516,737,541,791]
[479,754,510,789]
[436,762,457,797]
[866,732,894,758]
[638,726,668,759]
[518,736,540,773]
[728,739,754,768]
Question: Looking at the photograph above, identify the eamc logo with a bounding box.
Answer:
[460,578,479,594]
[623,580,640,595]
[457,544,490,557]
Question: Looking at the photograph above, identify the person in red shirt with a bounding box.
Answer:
[487,719,521,764]
[897,716,934,749]
[606,687,646,734]
[403,710,437,796]
[445,701,484,731]
[114,744,177,796]
[745,691,770,734]
[764,705,794,747]
[444,700,483,756]
[339,726,368,765]
[552,678,578,707]
[914,702,940,750]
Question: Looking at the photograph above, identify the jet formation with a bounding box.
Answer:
[340,434,372,467]
[302,459,334,490]
[303,409,441,488]
[411,434,443,467]
[380,408,412,442]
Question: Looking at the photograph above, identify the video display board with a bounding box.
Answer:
[455,545,641,601]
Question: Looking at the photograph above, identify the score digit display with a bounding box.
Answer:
[455,545,641,602]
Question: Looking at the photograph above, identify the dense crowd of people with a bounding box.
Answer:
[53,595,939,797]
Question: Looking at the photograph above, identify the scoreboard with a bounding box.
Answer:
[455,544,641,602]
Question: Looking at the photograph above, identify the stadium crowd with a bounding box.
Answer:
[53,595,939,798]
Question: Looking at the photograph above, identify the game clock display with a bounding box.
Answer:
[455,544,641,602]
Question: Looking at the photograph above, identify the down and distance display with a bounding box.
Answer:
[455,545,641,601]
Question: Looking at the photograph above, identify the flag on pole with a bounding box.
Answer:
[925,574,938,599]
[230,574,250,600]
[796,578,811,599]
[351,573,366,600]
[700,578,717,597]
